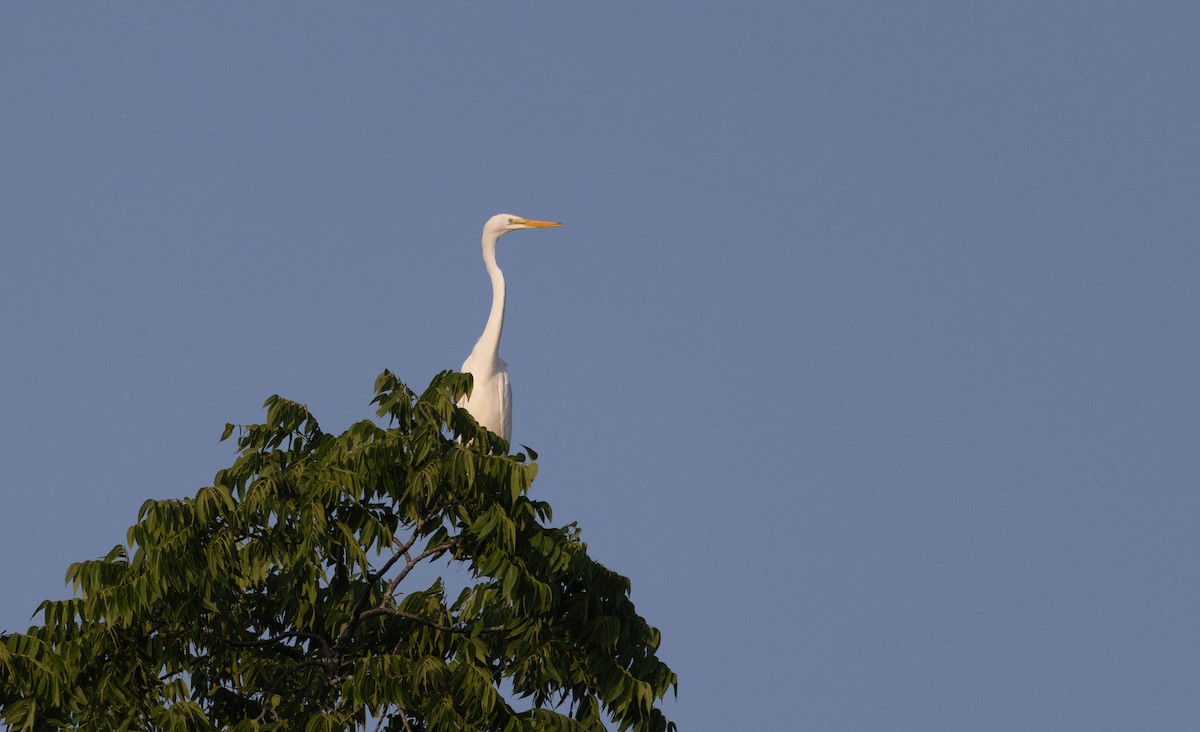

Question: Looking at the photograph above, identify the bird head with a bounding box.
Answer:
[485,214,563,238]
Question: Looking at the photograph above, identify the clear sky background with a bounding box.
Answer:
[2,3,1198,729]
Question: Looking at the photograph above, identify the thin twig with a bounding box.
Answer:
[358,607,508,635]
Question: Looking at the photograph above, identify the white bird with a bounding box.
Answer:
[459,213,562,443]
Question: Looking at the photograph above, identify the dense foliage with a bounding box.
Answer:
[0,371,676,731]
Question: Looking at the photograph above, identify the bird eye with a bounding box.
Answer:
[507,218,516,224]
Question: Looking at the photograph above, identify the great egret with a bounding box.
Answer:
[459,214,562,443]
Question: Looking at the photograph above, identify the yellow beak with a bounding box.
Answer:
[519,219,563,228]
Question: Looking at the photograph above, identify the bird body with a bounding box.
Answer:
[460,351,512,443]
[459,214,561,443]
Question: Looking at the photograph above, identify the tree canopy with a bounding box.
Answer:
[0,371,676,731]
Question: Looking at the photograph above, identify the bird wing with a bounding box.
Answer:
[496,365,512,443]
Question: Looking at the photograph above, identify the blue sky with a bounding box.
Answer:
[2,3,1198,729]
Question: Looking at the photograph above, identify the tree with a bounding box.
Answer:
[0,371,676,731]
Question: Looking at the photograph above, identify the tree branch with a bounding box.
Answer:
[332,519,451,661]
[224,629,330,656]
[255,659,327,723]
[379,539,457,608]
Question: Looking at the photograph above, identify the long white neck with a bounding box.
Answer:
[472,231,506,362]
